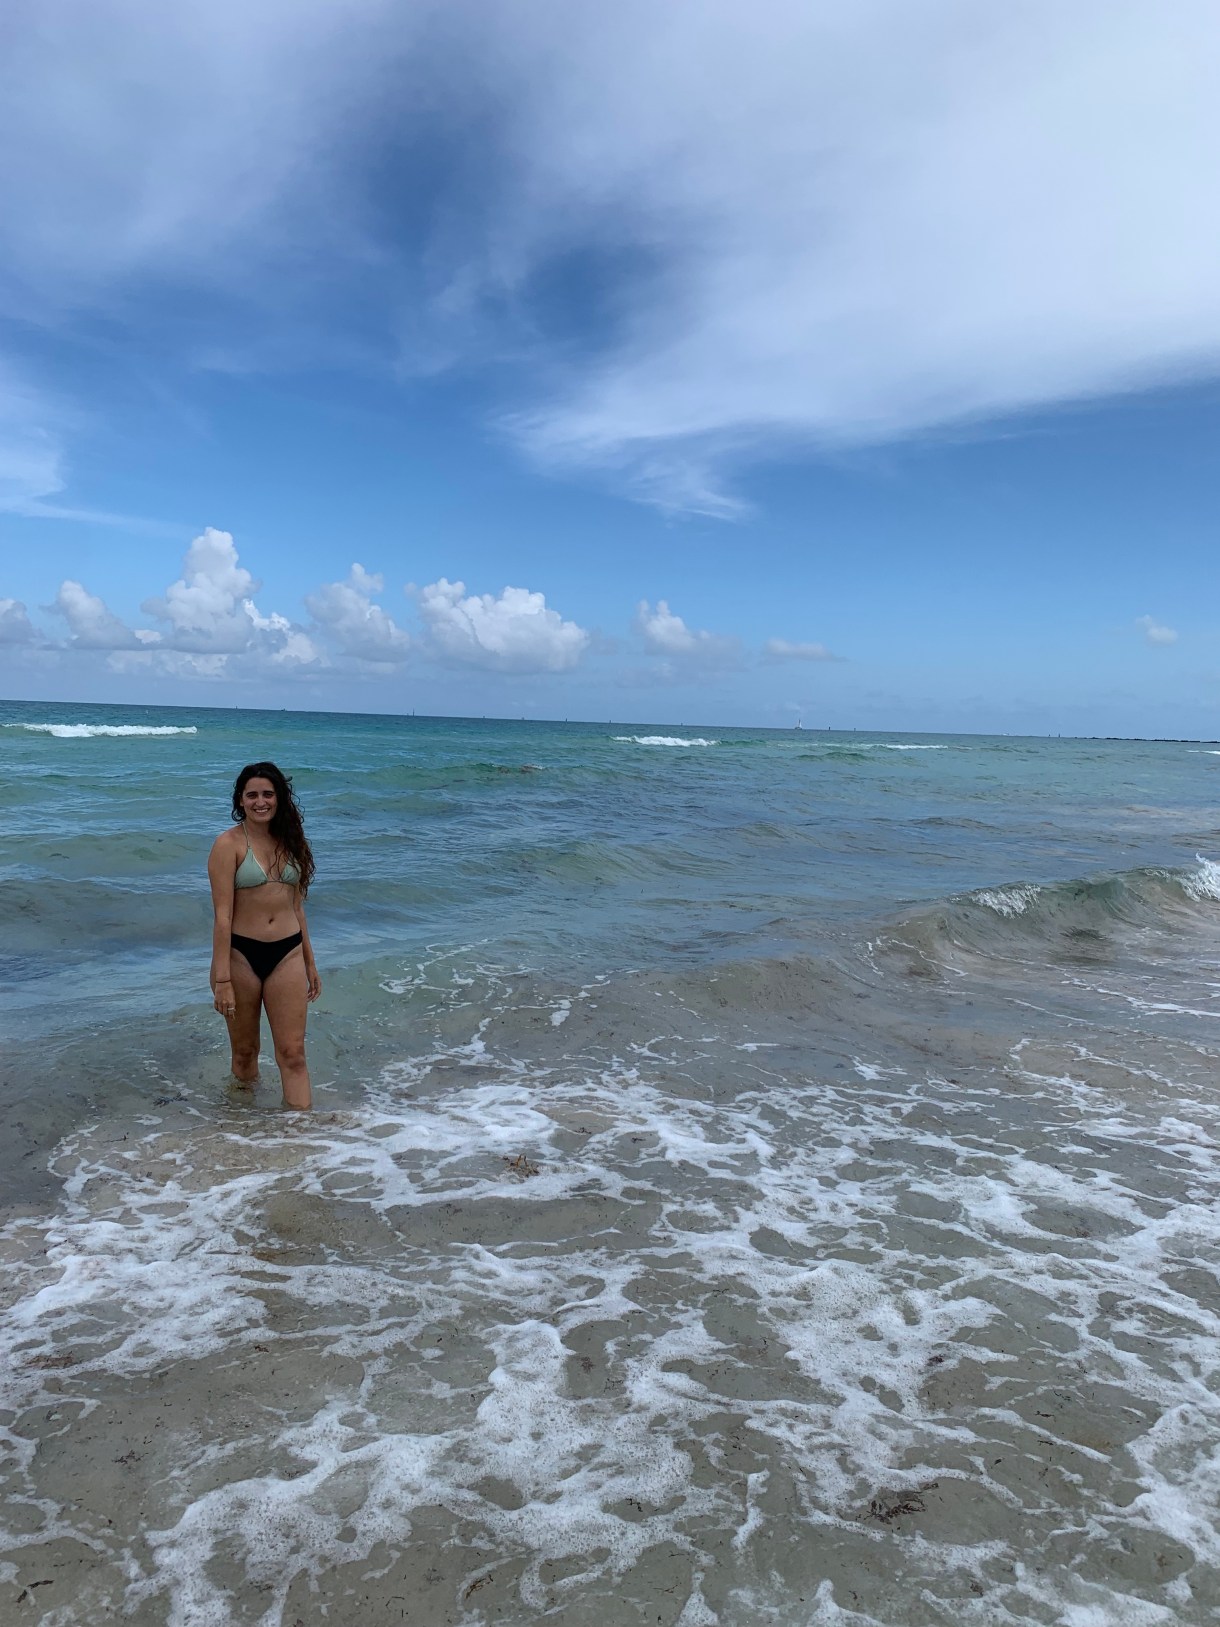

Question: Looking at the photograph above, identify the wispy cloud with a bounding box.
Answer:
[3,2,1220,517]
[1136,615,1178,646]
[763,638,838,662]
[476,2,1220,508]
[0,0,410,318]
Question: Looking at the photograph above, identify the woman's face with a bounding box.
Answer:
[241,778,277,824]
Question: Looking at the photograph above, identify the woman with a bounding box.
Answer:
[208,761,321,1110]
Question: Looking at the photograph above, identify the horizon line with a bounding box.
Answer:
[1,696,1216,747]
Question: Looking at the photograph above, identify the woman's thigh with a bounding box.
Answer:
[261,946,308,1053]
[225,951,263,1055]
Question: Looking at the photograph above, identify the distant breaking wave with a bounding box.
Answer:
[7,723,198,739]
[614,735,718,747]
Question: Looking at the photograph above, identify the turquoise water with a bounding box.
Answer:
[4,699,1218,1034]
[3,699,1220,1623]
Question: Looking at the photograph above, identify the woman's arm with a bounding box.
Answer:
[207,833,236,1012]
[295,889,322,1002]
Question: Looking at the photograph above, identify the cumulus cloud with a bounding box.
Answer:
[45,528,319,675]
[635,599,738,665]
[50,580,147,649]
[306,564,410,663]
[244,601,322,666]
[635,600,698,656]
[142,527,261,653]
[417,578,589,672]
[763,638,837,662]
[1136,615,1178,645]
[0,598,38,644]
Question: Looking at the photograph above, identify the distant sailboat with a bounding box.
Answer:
[794,718,803,729]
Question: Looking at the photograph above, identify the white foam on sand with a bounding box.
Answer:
[5,1017,1220,1624]
[8,722,198,738]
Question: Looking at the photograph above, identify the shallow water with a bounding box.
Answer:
[2,701,1220,1623]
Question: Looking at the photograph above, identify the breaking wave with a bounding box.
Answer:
[886,857,1220,972]
[613,735,718,747]
[7,722,198,738]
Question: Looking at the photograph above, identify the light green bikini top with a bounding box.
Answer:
[235,825,300,889]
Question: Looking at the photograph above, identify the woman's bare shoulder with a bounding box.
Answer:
[209,826,243,858]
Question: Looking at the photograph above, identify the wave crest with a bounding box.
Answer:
[886,858,1220,971]
[6,723,198,738]
[613,735,718,747]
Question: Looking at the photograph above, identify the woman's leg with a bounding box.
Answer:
[225,951,263,1084]
[261,946,312,1110]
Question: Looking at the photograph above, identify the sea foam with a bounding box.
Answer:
[1182,856,1220,902]
[9,722,198,738]
[613,735,718,747]
[6,1007,1220,1626]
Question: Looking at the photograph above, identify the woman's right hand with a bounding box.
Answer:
[214,978,236,1018]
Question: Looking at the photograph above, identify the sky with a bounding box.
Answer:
[1,0,1219,735]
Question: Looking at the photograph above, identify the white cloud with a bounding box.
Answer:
[635,599,698,656]
[105,648,232,680]
[2,5,1220,516]
[124,527,318,671]
[0,362,179,529]
[244,601,323,667]
[0,598,38,644]
[0,361,69,515]
[475,2,1220,509]
[306,564,410,663]
[142,527,262,653]
[51,580,146,649]
[0,1,413,315]
[42,531,319,673]
[763,638,837,662]
[635,599,738,665]
[1136,615,1178,646]
[418,577,589,672]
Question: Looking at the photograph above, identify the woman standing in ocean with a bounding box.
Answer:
[207,762,320,1110]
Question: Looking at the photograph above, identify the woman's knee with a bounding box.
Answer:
[231,1045,260,1075]
[275,1040,307,1072]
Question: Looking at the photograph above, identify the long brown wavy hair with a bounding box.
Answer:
[230,761,316,895]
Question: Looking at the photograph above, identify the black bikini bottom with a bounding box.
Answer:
[231,931,303,985]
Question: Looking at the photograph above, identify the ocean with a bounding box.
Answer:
[2,698,1219,1625]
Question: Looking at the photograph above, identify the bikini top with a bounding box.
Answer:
[234,826,300,889]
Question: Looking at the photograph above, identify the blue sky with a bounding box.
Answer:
[1,0,1218,735]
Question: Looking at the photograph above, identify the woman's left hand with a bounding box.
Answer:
[306,964,322,1003]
